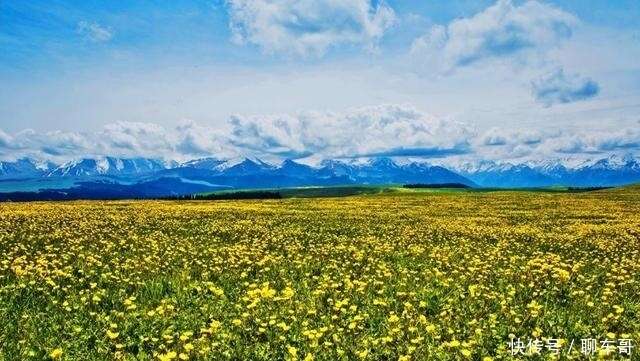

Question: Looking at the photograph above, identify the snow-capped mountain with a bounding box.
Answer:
[310,157,472,185]
[48,157,168,177]
[172,156,472,186]
[1,155,639,199]
[178,157,279,174]
[274,159,317,178]
[222,158,275,176]
[580,154,640,170]
[317,159,359,178]
[180,157,227,171]
[0,158,56,179]
[360,158,473,185]
[454,155,640,187]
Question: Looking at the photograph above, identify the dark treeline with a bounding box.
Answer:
[166,191,282,200]
[1,190,283,202]
[566,186,612,192]
[0,190,149,202]
[402,183,471,189]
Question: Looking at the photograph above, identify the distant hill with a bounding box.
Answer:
[0,155,639,200]
[453,155,640,188]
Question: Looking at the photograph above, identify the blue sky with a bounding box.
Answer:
[1,0,640,164]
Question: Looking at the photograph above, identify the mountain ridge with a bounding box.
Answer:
[1,155,639,199]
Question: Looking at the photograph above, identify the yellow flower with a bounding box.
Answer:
[50,348,63,359]
[282,287,295,300]
[287,345,298,359]
[178,331,193,342]
[357,350,369,359]
[158,351,177,361]
[260,284,277,299]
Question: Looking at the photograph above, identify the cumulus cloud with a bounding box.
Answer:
[229,114,312,158]
[77,21,113,42]
[518,131,543,145]
[531,68,600,106]
[410,0,576,73]
[473,128,548,160]
[0,129,13,148]
[550,129,640,154]
[227,104,472,158]
[470,127,640,161]
[545,135,587,154]
[39,131,91,156]
[2,106,639,163]
[481,128,546,146]
[481,128,508,146]
[0,105,471,161]
[596,129,640,151]
[226,0,396,56]
[174,120,234,158]
[101,122,173,154]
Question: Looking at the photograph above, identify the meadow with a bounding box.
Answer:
[1,187,640,360]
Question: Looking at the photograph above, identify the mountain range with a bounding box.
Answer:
[0,155,639,200]
[451,155,640,188]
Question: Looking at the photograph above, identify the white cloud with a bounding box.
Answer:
[77,21,113,43]
[99,121,177,158]
[437,122,640,165]
[226,0,396,56]
[550,128,640,154]
[174,120,235,158]
[0,105,471,161]
[40,131,91,156]
[478,127,640,159]
[481,127,508,146]
[410,0,576,73]
[479,128,545,147]
[596,128,640,151]
[228,113,311,157]
[227,104,472,158]
[531,68,600,106]
[545,135,586,154]
[2,105,640,163]
[471,128,548,161]
[0,129,13,148]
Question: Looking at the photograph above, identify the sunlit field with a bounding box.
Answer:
[1,187,640,360]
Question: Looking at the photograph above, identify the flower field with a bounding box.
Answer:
[1,187,640,360]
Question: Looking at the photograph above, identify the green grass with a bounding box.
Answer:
[195,184,615,200]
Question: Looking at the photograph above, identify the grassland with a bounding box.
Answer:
[193,184,607,200]
[1,186,640,360]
